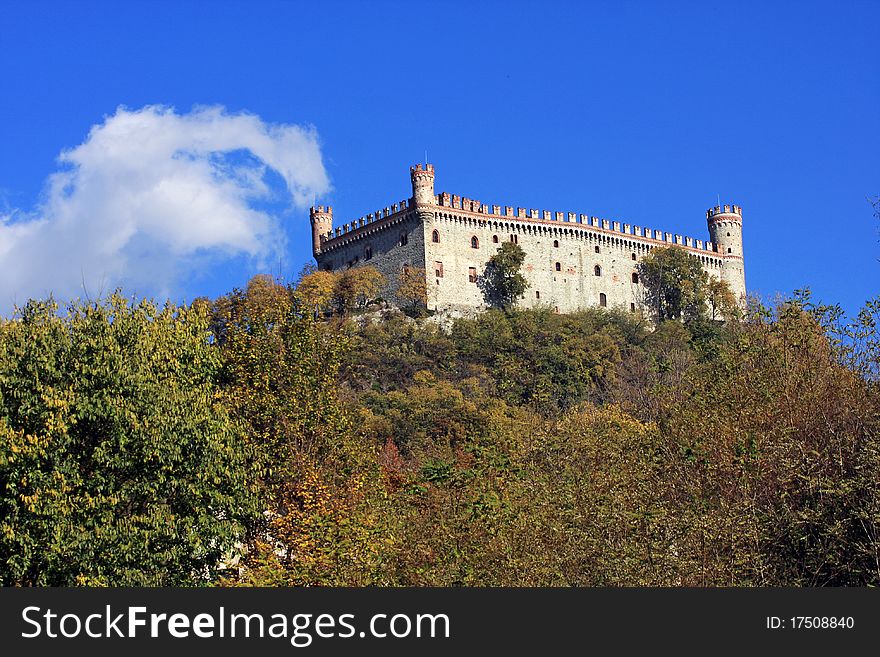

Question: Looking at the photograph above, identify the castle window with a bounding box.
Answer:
[727,232,731,237]
[554,306,559,314]
[510,234,518,244]
[365,246,373,260]
[432,230,440,243]
[555,262,561,272]
[630,303,636,312]
[471,235,479,249]
[399,232,408,246]
[536,291,541,299]
[434,261,444,278]
[468,267,477,283]
[631,272,639,284]
[599,293,607,307]
[595,245,600,253]
[631,253,637,261]
[492,235,499,243]
[727,247,732,253]
[553,240,559,248]
[594,265,602,276]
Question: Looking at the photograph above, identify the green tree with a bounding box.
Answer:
[0,295,257,586]
[479,241,529,311]
[637,245,708,322]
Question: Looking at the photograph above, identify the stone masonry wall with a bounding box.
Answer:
[315,210,426,304]
[424,209,724,315]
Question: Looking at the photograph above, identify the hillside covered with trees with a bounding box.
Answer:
[1,246,879,586]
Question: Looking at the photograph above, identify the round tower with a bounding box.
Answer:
[410,163,435,211]
[309,205,333,257]
[706,204,746,303]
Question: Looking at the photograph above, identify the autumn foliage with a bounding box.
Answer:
[1,273,878,586]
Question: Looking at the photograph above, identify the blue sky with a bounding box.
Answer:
[1,1,877,316]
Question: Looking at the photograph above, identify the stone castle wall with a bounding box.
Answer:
[424,209,724,315]
[312,164,742,316]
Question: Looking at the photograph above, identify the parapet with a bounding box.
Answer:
[310,205,333,217]
[410,163,435,176]
[706,204,742,220]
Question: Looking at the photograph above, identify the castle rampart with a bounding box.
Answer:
[311,164,745,315]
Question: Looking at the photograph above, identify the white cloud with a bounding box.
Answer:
[0,105,330,310]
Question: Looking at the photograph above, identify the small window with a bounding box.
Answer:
[471,236,479,249]
[492,235,499,243]
[727,247,732,253]
[727,232,731,237]
[594,265,601,276]
[399,232,408,246]
[554,306,560,314]
[468,267,477,283]
[510,234,518,244]
[434,261,444,278]
[365,246,373,260]
[630,303,636,312]
[600,293,607,307]
[536,291,541,299]
[595,245,600,254]
[432,230,440,243]
[631,272,639,284]
[553,240,559,248]
[631,253,637,261]
[555,262,561,272]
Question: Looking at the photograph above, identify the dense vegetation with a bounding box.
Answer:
[1,248,879,586]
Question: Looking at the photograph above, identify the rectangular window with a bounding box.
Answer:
[468,267,477,283]
[435,261,444,278]
[536,290,541,299]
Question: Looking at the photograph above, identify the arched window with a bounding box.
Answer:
[471,235,479,249]
[432,230,440,243]
[630,302,636,312]
[510,234,518,244]
[631,272,639,284]
[555,262,561,272]
[727,232,731,237]
[399,232,408,247]
[492,235,499,243]
[727,247,732,253]
[595,245,600,254]
[631,253,637,261]
[365,246,373,260]
[553,240,559,248]
[599,293,607,307]
[594,265,601,276]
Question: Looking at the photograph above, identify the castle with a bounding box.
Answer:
[309,164,746,315]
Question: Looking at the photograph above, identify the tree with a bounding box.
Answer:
[335,267,386,313]
[479,241,529,311]
[396,266,429,316]
[706,276,739,321]
[637,246,708,322]
[295,269,338,318]
[0,295,257,586]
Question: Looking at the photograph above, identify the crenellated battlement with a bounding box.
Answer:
[431,190,719,253]
[410,163,434,175]
[319,199,412,245]
[707,204,742,220]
